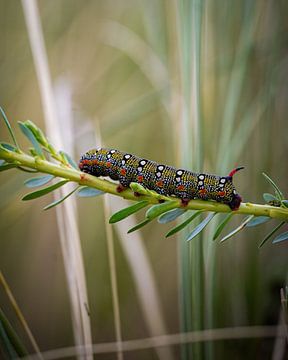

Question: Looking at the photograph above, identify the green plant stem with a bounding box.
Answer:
[1,149,288,221]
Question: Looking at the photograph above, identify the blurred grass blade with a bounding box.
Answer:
[158,208,186,224]
[272,230,288,244]
[166,210,204,238]
[24,175,54,188]
[259,221,285,248]
[281,200,288,208]
[0,107,20,150]
[0,318,18,359]
[213,213,234,240]
[127,219,151,233]
[109,200,149,223]
[220,215,254,243]
[145,201,178,220]
[0,308,28,357]
[77,186,105,197]
[18,122,45,158]
[262,172,284,200]
[60,151,78,169]
[263,193,278,203]
[246,216,270,227]
[187,212,216,242]
[22,180,69,201]
[0,163,18,172]
[44,186,80,210]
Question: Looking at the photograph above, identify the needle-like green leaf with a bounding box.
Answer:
[246,216,270,227]
[145,201,178,220]
[263,193,278,203]
[220,215,254,243]
[127,219,151,233]
[158,208,186,224]
[60,151,78,169]
[281,200,288,208]
[77,186,105,197]
[272,230,288,244]
[0,107,20,150]
[262,172,284,200]
[259,221,285,248]
[18,122,45,158]
[109,200,149,223]
[186,212,216,241]
[22,180,69,201]
[166,210,204,238]
[213,213,234,240]
[44,186,80,210]
[0,163,18,172]
[24,175,54,188]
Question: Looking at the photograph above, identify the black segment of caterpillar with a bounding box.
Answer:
[79,148,244,210]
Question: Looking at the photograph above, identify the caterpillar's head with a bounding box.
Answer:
[78,149,98,172]
[226,166,244,210]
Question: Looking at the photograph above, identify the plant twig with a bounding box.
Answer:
[1,148,288,221]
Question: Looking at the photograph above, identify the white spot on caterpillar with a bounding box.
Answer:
[140,160,146,165]
[198,181,203,186]
[121,160,125,165]
[156,172,161,177]
[176,170,183,176]
[107,154,111,159]
[138,167,142,172]
[233,190,236,194]
[158,165,164,171]
[176,177,181,182]
[198,174,205,180]
[124,154,131,159]
[110,150,116,153]
[220,178,226,183]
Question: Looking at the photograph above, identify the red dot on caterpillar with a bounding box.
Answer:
[177,185,185,191]
[137,175,144,182]
[120,169,126,176]
[106,162,112,168]
[199,189,207,195]
[218,191,226,197]
[156,180,164,187]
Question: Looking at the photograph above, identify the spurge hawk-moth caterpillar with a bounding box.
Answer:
[79,148,244,210]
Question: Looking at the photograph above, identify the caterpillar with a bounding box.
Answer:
[79,148,244,210]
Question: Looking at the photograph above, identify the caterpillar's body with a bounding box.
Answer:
[79,148,243,210]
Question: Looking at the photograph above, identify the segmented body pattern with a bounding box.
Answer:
[79,148,243,210]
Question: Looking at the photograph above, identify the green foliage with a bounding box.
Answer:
[220,215,254,243]
[24,175,54,188]
[213,213,234,240]
[165,210,204,238]
[77,187,104,197]
[158,208,186,224]
[0,107,20,151]
[186,212,216,241]
[22,180,69,201]
[109,200,150,223]
[0,113,287,246]
[43,186,80,210]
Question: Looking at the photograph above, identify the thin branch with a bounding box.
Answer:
[1,149,288,221]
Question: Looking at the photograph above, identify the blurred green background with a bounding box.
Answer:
[0,0,287,359]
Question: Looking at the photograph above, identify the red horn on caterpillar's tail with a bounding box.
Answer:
[228,166,245,177]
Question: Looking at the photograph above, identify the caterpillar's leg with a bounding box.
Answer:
[180,198,190,207]
[116,184,127,193]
